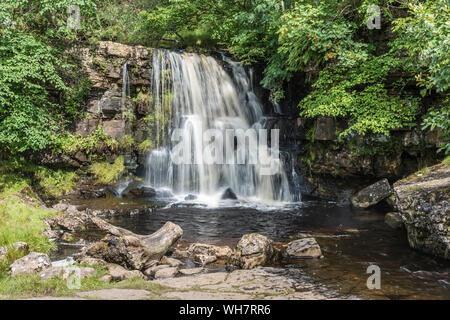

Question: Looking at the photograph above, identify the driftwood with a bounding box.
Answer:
[90,217,183,262]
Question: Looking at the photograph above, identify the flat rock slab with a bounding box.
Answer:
[153,268,329,300]
[76,289,152,300]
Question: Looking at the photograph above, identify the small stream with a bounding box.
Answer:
[55,198,450,300]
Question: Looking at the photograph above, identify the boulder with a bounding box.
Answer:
[78,218,183,270]
[184,194,197,201]
[384,212,404,229]
[228,234,277,269]
[107,263,146,281]
[75,118,99,137]
[9,252,51,276]
[160,256,183,267]
[187,243,233,260]
[221,188,238,200]
[154,267,178,279]
[285,238,322,258]
[40,266,96,280]
[351,179,393,208]
[193,254,217,266]
[393,162,450,259]
[123,185,156,199]
[144,264,171,276]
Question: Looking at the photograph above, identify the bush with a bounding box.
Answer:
[89,156,126,185]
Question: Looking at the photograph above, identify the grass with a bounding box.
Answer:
[89,156,126,185]
[443,156,450,166]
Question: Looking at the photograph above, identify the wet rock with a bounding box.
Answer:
[351,179,393,208]
[154,267,178,279]
[384,212,404,229]
[160,256,183,267]
[228,234,277,269]
[10,252,51,276]
[75,118,99,137]
[0,242,29,261]
[393,162,450,260]
[285,238,322,258]
[108,264,146,281]
[179,268,204,276]
[121,181,156,199]
[221,188,237,200]
[184,194,197,201]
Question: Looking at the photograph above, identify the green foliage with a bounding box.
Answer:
[300,54,420,136]
[422,97,450,154]
[57,127,119,156]
[89,156,126,185]
[393,0,450,94]
[138,140,155,153]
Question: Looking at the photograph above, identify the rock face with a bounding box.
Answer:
[10,252,51,276]
[314,117,336,141]
[77,218,183,270]
[351,179,393,208]
[285,238,322,258]
[228,234,277,269]
[393,162,450,259]
[384,212,404,229]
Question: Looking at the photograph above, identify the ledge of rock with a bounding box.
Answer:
[393,161,450,260]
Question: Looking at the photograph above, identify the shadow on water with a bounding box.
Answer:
[65,198,450,299]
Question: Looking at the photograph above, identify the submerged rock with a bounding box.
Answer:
[351,179,393,208]
[10,252,51,276]
[393,162,450,260]
[122,182,156,199]
[285,238,322,258]
[228,234,277,269]
[221,188,238,200]
[384,212,404,229]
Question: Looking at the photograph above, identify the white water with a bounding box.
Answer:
[145,49,297,206]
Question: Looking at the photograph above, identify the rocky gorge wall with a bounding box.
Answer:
[65,41,444,203]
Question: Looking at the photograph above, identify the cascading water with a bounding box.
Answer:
[145,49,298,205]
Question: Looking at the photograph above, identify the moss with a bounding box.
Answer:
[117,135,134,151]
[442,156,450,166]
[89,156,126,185]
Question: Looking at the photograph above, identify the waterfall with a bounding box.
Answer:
[122,62,130,111]
[145,49,297,204]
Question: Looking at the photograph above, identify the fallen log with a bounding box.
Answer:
[79,218,183,270]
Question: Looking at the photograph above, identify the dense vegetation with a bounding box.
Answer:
[0,0,448,157]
